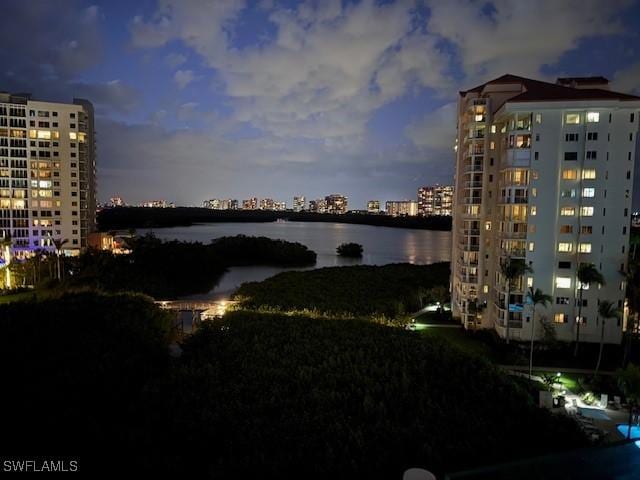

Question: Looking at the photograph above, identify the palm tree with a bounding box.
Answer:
[500,257,533,344]
[52,238,69,281]
[0,232,12,289]
[617,364,640,440]
[526,287,552,379]
[574,263,605,356]
[595,300,620,377]
[624,265,640,367]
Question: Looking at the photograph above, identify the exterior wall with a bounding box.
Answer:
[452,86,639,345]
[0,94,95,256]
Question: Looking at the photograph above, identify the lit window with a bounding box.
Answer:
[528,242,535,252]
[586,112,600,123]
[491,125,496,133]
[582,187,595,198]
[560,225,573,234]
[560,207,575,216]
[582,169,596,180]
[578,243,592,253]
[29,129,37,139]
[558,242,573,252]
[531,188,537,197]
[562,169,577,180]
[483,285,489,293]
[485,221,492,231]
[527,277,534,287]
[69,132,77,140]
[580,206,594,217]
[565,113,580,124]
[556,277,572,289]
[530,206,537,216]
[535,114,542,124]
[554,313,567,323]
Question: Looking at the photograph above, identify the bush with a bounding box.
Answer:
[234,262,450,321]
[138,311,587,478]
[336,242,363,257]
[0,292,174,457]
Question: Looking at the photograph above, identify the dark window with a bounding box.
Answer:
[564,152,578,161]
[586,151,597,159]
[534,151,539,160]
[558,261,571,269]
[587,132,598,141]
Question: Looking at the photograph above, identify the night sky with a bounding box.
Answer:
[3,0,640,209]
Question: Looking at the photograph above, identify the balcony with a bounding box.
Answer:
[460,243,480,252]
[499,196,528,204]
[463,161,483,173]
[460,228,481,236]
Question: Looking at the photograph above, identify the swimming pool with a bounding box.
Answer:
[617,424,640,447]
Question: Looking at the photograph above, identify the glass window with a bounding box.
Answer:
[562,169,577,180]
[560,225,573,234]
[69,132,77,140]
[580,206,594,217]
[558,242,573,252]
[560,207,575,216]
[582,169,596,179]
[530,206,537,216]
[554,313,567,323]
[578,243,592,253]
[556,277,572,289]
[582,187,595,198]
[586,112,600,123]
[565,113,580,124]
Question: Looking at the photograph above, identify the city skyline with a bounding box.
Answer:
[2,1,640,209]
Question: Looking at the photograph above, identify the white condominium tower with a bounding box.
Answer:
[0,92,96,256]
[451,75,639,345]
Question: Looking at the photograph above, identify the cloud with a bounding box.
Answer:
[405,102,457,151]
[70,80,140,113]
[165,52,187,68]
[174,69,199,89]
[427,0,629,81]
[130,0,452,142]
[613,62,640,93]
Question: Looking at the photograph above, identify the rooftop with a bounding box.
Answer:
[461,74,640,103]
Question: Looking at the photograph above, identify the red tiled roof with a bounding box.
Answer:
[460,74,640,103]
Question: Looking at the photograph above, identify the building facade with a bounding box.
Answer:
[0,92,96,256]
[293,196,305,212]
[451,74,639,345]
[325,194,347,214]
[367,200,380,213]
[386,200,418,217]
[418,185,454,216]
[242,197,258,210]
[308,199,327,213]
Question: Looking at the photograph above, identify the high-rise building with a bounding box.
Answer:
[385,200,418,217]
[260,198,275,210]
[293,196,305,212]
[367,200,380,213]
[308,199,327,213]
[451,74,639,345]
[242,197,258,210]
[325,194,347,214]
[0,92,96,256]
[109,196,124,207]
[418,185,454,216]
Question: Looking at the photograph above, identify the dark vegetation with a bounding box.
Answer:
[234,262,450,321]
[98,206,452,231]
[336,241,363,257]
[60,234,316,298]
[1,297,589,477]
[1,292,174,465]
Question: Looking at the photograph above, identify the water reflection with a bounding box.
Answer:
[148,221,451,300]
